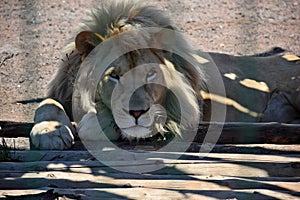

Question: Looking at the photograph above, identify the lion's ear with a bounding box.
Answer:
[75,31,105,58]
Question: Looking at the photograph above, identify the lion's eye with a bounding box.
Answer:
[146,70,157,82]
[109,71,120,83]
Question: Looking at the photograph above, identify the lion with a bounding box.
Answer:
[30,1,300,150]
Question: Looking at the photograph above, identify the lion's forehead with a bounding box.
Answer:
[110,50,164,75]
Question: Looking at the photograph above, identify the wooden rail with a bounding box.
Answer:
[1,121,300,144]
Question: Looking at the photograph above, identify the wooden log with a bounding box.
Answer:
[2,140,300,153]
[1,121,300,144]
[2,138,300,153]
[0,121,33,138]
[208,144,300,154]
[196,122,300,144]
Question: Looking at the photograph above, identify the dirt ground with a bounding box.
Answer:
[1,0,300,123]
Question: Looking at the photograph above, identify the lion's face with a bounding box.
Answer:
[98,49,170,138]
[75,28,202,140]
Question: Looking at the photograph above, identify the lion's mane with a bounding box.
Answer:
[47,0,206,137]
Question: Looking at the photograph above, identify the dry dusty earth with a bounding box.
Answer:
[1,0,300,123]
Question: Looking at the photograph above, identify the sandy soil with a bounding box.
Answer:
[1,0,300,123]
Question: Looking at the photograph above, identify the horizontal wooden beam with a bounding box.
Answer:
[4,144,299,161]
[196,122,300,144]
[0,121,33,138]
[6,150,300,162]
[0,153,299,177]
[1,173,300,191]
[1,121,300,144]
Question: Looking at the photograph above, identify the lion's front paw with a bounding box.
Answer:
[78,112,120,141]
[30,121,74,150]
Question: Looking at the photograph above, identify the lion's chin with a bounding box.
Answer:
[121,126,155,139]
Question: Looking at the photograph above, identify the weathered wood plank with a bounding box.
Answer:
[1,188,299,200]
[0,154,299,177]
[209,144,300,154]
[1,121,300,144]
[2,141,300,154]
[2,172,299,181]
[118,143,300,154]
[2,139,300,154]
[6,150,300,162]
[1,172,299,192]
[196,122,300,144]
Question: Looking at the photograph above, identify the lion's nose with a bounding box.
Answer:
[129,109,147,120]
